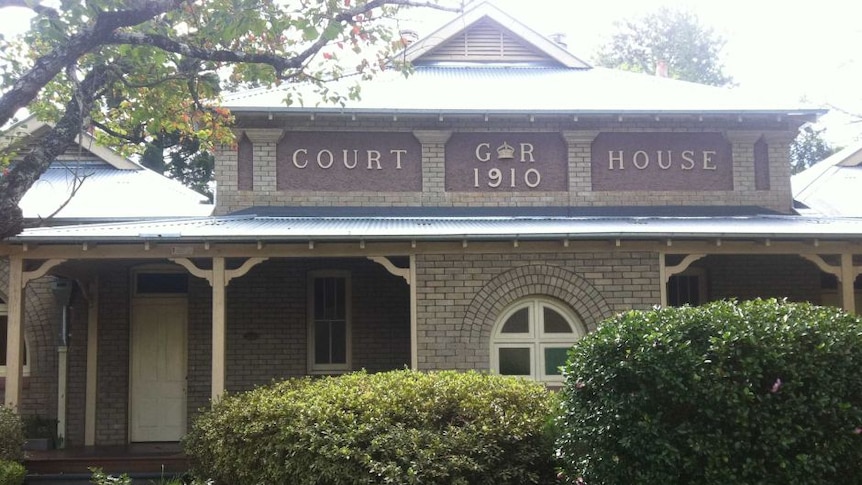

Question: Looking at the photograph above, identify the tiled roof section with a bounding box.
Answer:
[223,66,821,115]
[19,161,213,221]
[12,214,862,243]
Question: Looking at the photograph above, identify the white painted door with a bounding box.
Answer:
[130,297,187,442]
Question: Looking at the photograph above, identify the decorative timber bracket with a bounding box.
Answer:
[663,254,706,282]
[170,257,269,286]
[367,256,411,284]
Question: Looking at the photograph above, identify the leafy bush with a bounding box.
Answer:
[0,460,25,485]
[185,369,558,484]
[0,407,23,463]
[558,299,862,485]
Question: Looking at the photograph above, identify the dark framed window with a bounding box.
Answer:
[308,272,351,373]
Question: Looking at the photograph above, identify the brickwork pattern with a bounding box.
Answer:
[65,293,89,446]
[0,259,61,418]
[415,252,662,371]
[186,257,410,424]
[215,117,799,215]
[95,269,130,445]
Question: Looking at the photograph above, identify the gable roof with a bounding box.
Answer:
[792,141,862,217]
[3,116,140,170]
[5,115,213,222]
[403,2,590,68]
[222,3,821,120]
[224,66,821,117]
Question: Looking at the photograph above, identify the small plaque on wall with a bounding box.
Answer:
[591,132,733,191]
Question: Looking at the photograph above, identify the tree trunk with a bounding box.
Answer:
[0,66,110,240]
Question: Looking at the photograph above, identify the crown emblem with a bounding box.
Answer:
[497,142,515,160]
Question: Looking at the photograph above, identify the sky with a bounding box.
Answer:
[2,0,861,145]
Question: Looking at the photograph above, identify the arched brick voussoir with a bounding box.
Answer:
[459,264,613,347]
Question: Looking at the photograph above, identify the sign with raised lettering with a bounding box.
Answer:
[445,133,568,192]
[276,132,422,191]
[591,132,733,191]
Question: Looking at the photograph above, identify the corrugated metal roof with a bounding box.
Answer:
[11,214,862,243]
[792,141,862,217]
[223,66,820,115]
[19,162,213,220]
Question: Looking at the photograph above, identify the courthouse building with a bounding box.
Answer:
[3,2,862,448]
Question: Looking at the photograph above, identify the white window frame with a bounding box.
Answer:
[490,297,585,383]
[0,301,30,377]
[307,271,352,374]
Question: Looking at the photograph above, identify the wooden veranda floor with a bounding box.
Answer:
[24,442,188,483]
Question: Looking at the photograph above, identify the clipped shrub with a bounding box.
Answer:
[0,407,24,463]
[0,460,25,485]
[558,299,862,485]
[185,369,558,484]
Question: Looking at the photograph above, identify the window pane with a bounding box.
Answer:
[544,347,569,376]
[315,277,346,320]
[543,307,572,333]
[136,273,188,294]
[335,279,346,319]
[499,347,531,376]
[668,275,700,307]
[331,321,347,364]
[501,308,529,333]
[314,321,331,364]
[314,278,326,319]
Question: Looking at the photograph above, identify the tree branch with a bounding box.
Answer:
[0,0,187,128]
[0,65,113,238]
[90,119,147,144]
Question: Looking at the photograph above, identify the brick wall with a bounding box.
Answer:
[65,291,88,446]
[0,259,60,422]
[215,116,796,214]
[415,251,661,371]
[95,269,130,445]
[187,257,410,422]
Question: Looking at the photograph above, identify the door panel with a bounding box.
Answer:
[130,298,187,442]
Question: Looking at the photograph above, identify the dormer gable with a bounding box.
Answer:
[404,2,591,68]
[2,115,139,170]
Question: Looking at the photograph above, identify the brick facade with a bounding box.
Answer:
[216,117,797,215]
[415,252,660,371]
[0,259,61,419]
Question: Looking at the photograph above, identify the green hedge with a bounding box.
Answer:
[0,407,23,463]
[0,461,25,485]
[557,299,862,485]
[185,369,558,484]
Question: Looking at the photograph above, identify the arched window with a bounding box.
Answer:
[491,297,585,383]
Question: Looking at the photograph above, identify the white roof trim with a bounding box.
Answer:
[3,115,140,170]
[402,1,591,69]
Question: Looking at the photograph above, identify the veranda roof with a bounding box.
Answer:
[11,213,862,244]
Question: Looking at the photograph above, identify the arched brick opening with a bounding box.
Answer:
[458,264,613,363]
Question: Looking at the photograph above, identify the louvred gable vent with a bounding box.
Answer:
[417,18,551,63]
